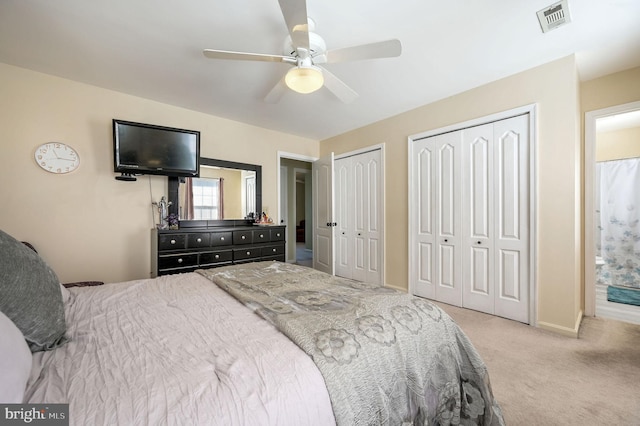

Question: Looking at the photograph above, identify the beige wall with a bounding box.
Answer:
[581,67,640,114]
[596,126,640,162]
[320,55,582,333]
[0,63,318,283]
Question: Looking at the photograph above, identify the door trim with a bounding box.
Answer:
[584,100,640,316]
[408,104,538,326]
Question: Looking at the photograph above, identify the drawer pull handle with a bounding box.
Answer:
[276,233,280,237]
[215,254,220,259]
[260,234,264,238]
[272,248,277,252]
[246,251,251,255]
[170,239,176,244]
[220,237,225,241]
[241,235,246,240]
[196,238,202,243]
[177,258,183,264]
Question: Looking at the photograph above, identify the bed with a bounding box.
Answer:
[0,229,504,425]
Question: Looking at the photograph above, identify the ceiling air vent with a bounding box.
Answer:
[537,0,571,33]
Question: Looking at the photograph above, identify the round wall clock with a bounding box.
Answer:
[34,142,80,174]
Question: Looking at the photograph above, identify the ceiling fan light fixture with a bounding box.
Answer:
[285,66,324,94]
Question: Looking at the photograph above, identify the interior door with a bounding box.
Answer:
[279,166,291,261]
[312,153,335,274]
[352,150,383,284]
[434,132,463,305]
[412,132,462,303]
[334,157,352,278]
[492,115,529,323]
[461,123,495,314]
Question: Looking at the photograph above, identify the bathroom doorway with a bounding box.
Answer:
[585,102,640,324]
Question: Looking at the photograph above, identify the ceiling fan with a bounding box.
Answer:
[202,0,402,103]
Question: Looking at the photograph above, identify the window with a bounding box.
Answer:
[192,178,220,220]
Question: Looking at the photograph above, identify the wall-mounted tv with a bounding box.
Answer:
[113,119,200,178]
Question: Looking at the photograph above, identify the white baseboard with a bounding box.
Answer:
[385,283,407,293]
[538,310,583,338]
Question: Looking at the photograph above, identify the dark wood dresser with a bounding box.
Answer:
[151,220,285,277]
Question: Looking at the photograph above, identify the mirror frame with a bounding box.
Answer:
[168,158,262,221]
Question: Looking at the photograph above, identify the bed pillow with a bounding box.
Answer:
[0,229,67,352]
[0,309,32,403]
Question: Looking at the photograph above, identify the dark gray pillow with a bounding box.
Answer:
[0,229,66,352]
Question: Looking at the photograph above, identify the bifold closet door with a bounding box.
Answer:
[335,149,383,284]
[460,114,529,323]
[412,132,463,305]
[412,114,530,323]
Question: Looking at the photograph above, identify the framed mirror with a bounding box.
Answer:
[168,158,261,221]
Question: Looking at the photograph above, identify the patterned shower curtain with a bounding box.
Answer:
[597,157,640,289]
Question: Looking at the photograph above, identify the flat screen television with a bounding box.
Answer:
[113,119,200,177]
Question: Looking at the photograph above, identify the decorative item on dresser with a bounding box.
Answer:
[151,220,285,276]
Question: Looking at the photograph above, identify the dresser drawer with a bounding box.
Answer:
[233,230,253,245]
[270,228,285,241]
[158,234,186,250]
[158,253,198,270]
[210,231,232,246]
[187,233,209,248]
[253,229,270,243]
[262,244,284,257]
[233,247,261,261]
[200,250,233,265]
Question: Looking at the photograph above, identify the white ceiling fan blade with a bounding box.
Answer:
[319,39,402,64]
[320,67,358,104]
[264,76,288,103]
[203,49,293,63]
[278,0,310,49]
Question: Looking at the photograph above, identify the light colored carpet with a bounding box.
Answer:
[435,302,640,425]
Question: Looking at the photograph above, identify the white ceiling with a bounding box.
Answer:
[1,0,639,141]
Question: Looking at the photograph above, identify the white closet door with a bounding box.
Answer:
[334,157,352,278]
[462,123,495,314]
[334,149,383,284]
[461,115,529,322]
[411,113,530,324]
[493,115,529,323]
[353,150,382,283]
[412,138,437,299]
[312,153,335,275]
[434,132,463,305]
[412,133,463,303]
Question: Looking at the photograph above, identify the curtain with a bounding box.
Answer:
[597,158,640,289]
[184,177,195,220]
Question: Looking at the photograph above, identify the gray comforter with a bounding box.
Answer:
[198,261,504,426]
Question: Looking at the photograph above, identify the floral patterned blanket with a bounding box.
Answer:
[198,262,504,426]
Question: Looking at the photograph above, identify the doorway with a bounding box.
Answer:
[278,152,316,265]
[585,101,640,324]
